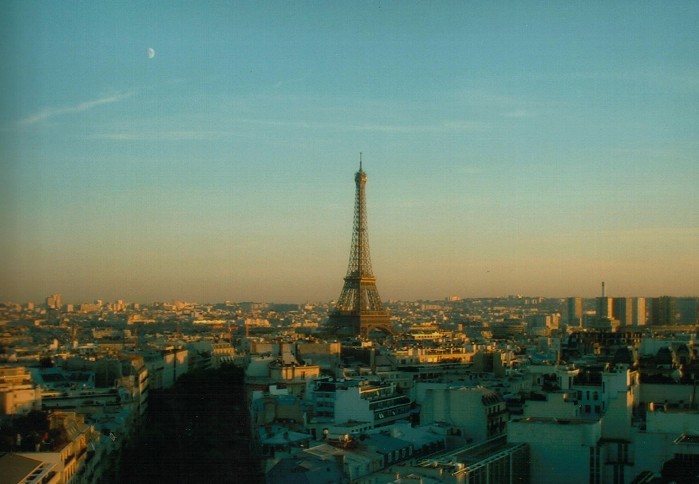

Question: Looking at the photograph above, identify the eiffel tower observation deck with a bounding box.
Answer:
[327,157,393,338]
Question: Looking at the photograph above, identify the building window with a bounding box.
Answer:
[593,392,598,401]
[589,445,601,484]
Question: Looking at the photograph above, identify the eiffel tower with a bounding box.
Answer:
[327,157,393,338]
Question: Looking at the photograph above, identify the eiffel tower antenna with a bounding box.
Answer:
[327,158,392,338]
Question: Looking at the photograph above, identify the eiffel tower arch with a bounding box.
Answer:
[327,158,393,338]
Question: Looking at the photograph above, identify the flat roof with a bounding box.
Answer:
[513,417,597,425]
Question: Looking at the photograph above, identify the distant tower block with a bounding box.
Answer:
[327,158,393,338]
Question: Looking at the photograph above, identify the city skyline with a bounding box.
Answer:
[2,2,698,304]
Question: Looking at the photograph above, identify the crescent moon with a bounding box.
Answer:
[147,48,155,59]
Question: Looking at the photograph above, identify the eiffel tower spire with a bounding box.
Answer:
[328,156,392,338]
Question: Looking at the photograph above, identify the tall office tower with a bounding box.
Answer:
[631,297,646,326]
[327,160,392,338]
[612,297,633,327]
[650,296,678,325]
[567,297,583,326]
[676,297,699,324]
[595,282,613,319]
[45,293,62,310]
[596,297,613,319]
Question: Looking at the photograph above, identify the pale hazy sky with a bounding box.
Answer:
[1,1,697,304]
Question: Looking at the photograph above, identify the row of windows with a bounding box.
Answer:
[579,390,599,401]
[589,445,601,484]
[375,404,410,421]
[583,405,602,414]
[369,396,410,411]
[486,404,506,415]
[384,445,413,465]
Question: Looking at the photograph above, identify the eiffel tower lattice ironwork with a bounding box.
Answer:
[327,158,392,338]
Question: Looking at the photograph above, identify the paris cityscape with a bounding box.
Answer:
[2,2,698,484]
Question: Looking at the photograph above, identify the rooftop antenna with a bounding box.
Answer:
[359,152,363,171]
[602,281,606,298]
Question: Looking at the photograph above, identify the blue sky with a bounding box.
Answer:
[1,1,697,303]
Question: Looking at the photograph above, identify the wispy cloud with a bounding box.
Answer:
[503,109,535,118]
[527,67,699,94]
[92,117,488,141]
[19,91,136,126]
[453,88,551,121]
[274,76,307,89]
[455,88,520,107]
[228,117,488,135]
[93,130,228,141]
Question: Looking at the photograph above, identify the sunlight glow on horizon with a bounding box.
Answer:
[1,1,697,304]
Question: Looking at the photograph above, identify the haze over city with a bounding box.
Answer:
[1,1,697,304]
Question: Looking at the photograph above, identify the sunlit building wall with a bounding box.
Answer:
[0,366,42,415]
[613,298,633,327]
[566,297,583,326]
[632,297,647,326]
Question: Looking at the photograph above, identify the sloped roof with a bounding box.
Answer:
[0,453,43,484]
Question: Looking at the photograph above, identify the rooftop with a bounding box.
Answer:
[513,416,597,425]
